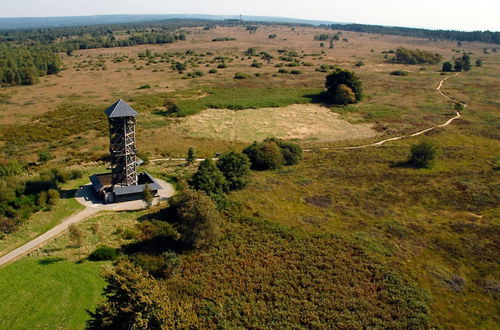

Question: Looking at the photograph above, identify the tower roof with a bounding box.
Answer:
[104,99,139,118]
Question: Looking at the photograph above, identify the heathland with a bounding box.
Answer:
[0,20,498,328]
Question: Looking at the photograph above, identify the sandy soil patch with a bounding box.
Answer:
[173,104,381,142]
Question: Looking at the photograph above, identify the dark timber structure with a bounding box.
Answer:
[105,99,139,187]
[90,100,161,203]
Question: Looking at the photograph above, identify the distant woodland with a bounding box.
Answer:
[321,23,500,44]
[0,46,61,85]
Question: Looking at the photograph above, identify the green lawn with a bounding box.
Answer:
[130,86,322,117]
[0,258,107,330]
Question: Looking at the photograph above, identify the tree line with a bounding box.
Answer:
[0,45,61,86]
[321,23,500,44]
[390,47,442,65]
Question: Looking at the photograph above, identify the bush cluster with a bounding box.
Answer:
[390,47,442,65]
[324,68,363,105]
[0,167,82,234]
[243,138,302,171]
[189,151,251,201]
[390,70,409,76]
[89,246,118,261]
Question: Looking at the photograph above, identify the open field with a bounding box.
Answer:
[175,103,380,142]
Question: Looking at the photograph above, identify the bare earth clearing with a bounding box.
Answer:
[175,104,380,142]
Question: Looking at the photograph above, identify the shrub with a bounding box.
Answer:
[189,159,228,198]
[208,69,218,74]
[143,184,153,208]
[137,220,179,241]
[131,251,180,278]
[442,62,453,72]
[454,102,465,111]
[272,138,303,165]
[408,141,438,168]
[278,69,289,74]
[325,68,363,104]
[0,160,23,178]
[47,188,59,206]
[243,141,284,171]
[186,147,196,165]
[164,99,180,115]
[355,61,365,67]
[290,70,302,75]
[234,72,251,79]
[251,61,262,68]
[38,150,53,162]
[68,223,83,247]
[217,63,228,69]
[166,189,221,249]
[333,84,356,105]
[89,245,118,261]
[391,70,409,76]
[216,152,251,190]
[138,84,151,89]
[243,138,302,170]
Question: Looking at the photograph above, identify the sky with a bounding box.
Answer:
[0,0,498,31]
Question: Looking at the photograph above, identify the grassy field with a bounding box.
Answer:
[0,258,106,330]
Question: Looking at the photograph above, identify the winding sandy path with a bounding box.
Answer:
[305,72,466,151]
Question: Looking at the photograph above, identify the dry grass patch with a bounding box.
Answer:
[173,104,381,142]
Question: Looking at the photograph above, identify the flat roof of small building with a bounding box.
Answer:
[113,172,162,196]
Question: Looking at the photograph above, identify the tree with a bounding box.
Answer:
[454,59,463,72]
[325,68,363,104]
[186,147,196,165]
[461,54,472,71]
[189,159,228,198]
[87,260,166,329]
[442,62,453,72]
[216,152,251,190]
[408,141,438,168]
[167,189,221,249]
[143,184,153,208]
[243,140,284,171]
[333,84,356,105]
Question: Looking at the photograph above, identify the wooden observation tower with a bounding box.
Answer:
[104,99,139,187]
[90,99,161,203]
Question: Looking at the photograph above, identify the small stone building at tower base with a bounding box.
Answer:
[90,172,162,203]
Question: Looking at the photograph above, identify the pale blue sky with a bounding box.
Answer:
[1,0,498,31]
